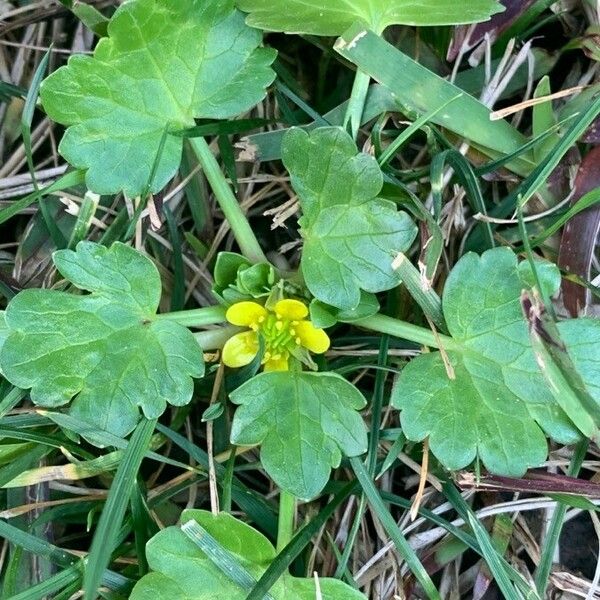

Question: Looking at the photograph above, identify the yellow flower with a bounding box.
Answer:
[222,299,330,371]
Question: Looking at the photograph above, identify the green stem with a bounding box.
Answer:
[157,305,227,327]
[343,70,371,140]
[356,314,457,350]
[534,439,589,595]
[276,490,296,553]
[194,326,240,351]
[189,138,267,264]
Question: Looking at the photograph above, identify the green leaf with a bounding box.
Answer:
[283,127,417,311]
[392,247,591,476]
[40,0,276,196]
[237,0,503,35]
[310,293,380,329]
[0,242,203,439]
[130,510,366,599]
[212,252,279,304]
[229,371,368,500]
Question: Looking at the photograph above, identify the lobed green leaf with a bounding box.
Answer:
[130,510,366,599]
[283,126,417,311]
[0,242,204,440]
[392,248,598,476]
[230,371,368,500]
[40,0,276,196]
[237,0,504,35]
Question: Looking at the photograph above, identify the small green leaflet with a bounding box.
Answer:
[0,242,203,439]
[230,371,368,500]
[237,0,504,35]
[40,0,276,196]
[283,127,417,311]
[392,247,599,476]
[130,510,366,599]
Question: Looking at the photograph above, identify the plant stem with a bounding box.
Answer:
[276,490,296,553]
[534,439,589,596]
[189,137,267,264]
[356,313,457,350]
[156,305,227,327]
[194,326,240,351]
[343,70,371,140]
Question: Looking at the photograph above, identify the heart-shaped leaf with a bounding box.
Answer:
[230,371,368,500]
[130,510,366,599]
[237,0,504,35]
[0,242,203,439]
[391,247,595,476]
[283,127,417,311]
[40,0,276,196]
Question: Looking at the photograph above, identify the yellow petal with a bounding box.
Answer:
[226,301,267,327]
[263,354,290,371]
[222,331,259,368]
[275,299,308,320]
[295,320,330,354]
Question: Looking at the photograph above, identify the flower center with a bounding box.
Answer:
[254,313,301,362]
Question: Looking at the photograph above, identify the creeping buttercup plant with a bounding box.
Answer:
[2,0,600,598]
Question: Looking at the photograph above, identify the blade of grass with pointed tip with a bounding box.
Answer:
[334,24,533,176]
[350,457,441,599]
[7,564,81,600]
[0,520,76,568]
[378,93,463,167]
[441,482,540,599]
[83,418,157,600]
[21,49,67,248]
[430,149,494,249]
[0,170,86,226]
[534,439,589,596]
[67,192,98,249]
[56,0,109,35]
[0,387,26,419]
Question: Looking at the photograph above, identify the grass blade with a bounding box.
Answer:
[534,440,589,595]
[181,520,276,600]
[246,481,357,600]
[0,520,75,568]
[350,457,441,599]
[156,423,278,537]
[0,170,86,226]
[442,481,540,599]
[334,24,532,176]
[7,564,81,600]
[83,418,157,600]
[21,48,67,248]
